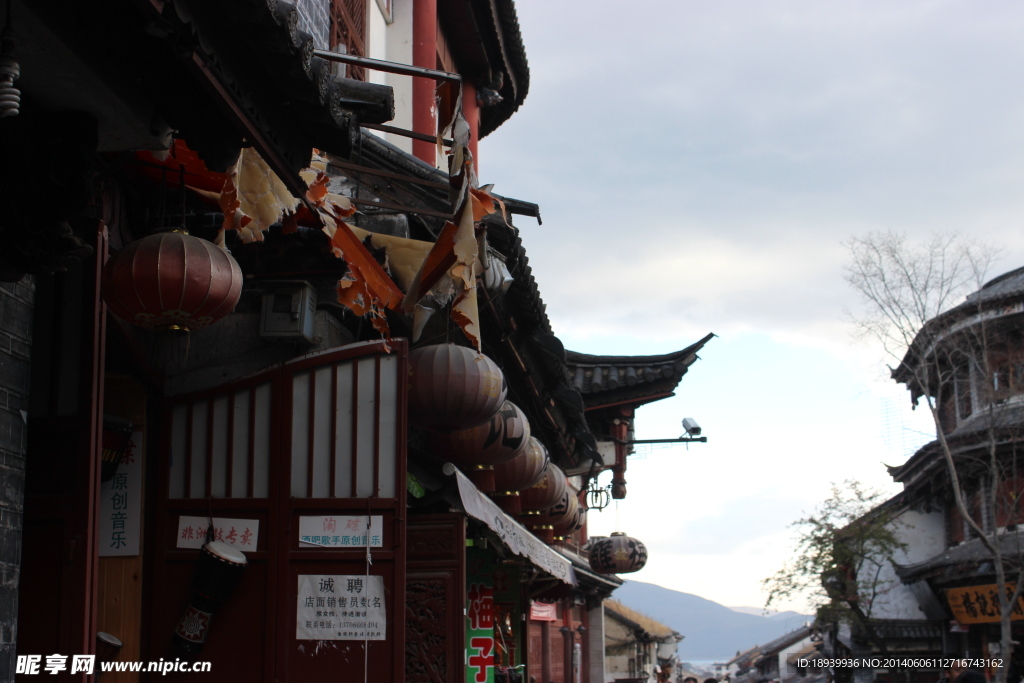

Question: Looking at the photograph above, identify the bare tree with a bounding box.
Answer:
[845,230,1024,683]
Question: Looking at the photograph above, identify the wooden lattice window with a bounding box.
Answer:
[331,0,367,81]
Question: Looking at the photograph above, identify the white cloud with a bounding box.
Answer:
[481,0,1024,610]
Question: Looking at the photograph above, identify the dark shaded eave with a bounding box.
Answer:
[892,266,1024,390]
[476,0,530,138]
[859,620,943,640]
[26,0,394,186]
[894,531,1024,584]
[755,626,812,659]
[565,333,715,409]
[889,404,1024,486]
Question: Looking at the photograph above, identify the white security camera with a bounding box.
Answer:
[681,417,701,436]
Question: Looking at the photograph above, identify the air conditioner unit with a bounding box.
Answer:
[260,281,316,343]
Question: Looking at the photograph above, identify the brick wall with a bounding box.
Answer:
[0,278,32,682]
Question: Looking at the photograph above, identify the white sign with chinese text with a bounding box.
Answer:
[98,431,143,557]
[298,515,383,548]
[296,574,386,641]
[176,516,259,551]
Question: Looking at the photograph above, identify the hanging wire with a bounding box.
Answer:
[363,501,373,683]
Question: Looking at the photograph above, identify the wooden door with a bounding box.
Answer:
[150,340,407,681]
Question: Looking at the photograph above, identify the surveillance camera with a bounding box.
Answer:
[681,417,701,436]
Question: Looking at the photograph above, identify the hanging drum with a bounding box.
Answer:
[171,541,248,655]
[589,532,648,574]
[103,231,243,332]
[518,462,567,515]
[408,343,507,430]
[492,436,549,515]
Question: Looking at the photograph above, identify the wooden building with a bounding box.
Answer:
[0,1,712,681]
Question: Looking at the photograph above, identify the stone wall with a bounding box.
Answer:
[0,277,32,682]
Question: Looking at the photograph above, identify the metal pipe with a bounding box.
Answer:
[360,122,453,147]
[615,437,708,444]
[312,49,462,84]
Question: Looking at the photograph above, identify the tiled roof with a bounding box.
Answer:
[566,333,714,407]
[604,599,678,638]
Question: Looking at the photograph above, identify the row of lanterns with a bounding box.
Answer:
[409,343,647,574]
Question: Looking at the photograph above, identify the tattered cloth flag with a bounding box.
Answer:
[399,88,504,351]
[219,147,301,244]
[302,150,405,344]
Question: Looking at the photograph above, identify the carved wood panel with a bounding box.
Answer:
[406,515,465,683]
[405,575,450,683]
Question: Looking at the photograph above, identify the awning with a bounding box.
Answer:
[454,470,576,586]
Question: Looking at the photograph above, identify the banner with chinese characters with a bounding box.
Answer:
[947,583,1024,623]
[298,515,383,548]
[99,431,143,556]
[176,516,259,551]
[296,574,386,640]
[467,548,495,683]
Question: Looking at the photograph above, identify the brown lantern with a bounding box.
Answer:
[408,344,507,430]
[428,400,530,467]
[518,462,567,515]
[571,503,588,534]
[544,489,580,539]
[491,436,549,514]
[588,532,648,574]
[103,232,243,332]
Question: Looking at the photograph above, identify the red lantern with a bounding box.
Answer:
[103,232,243,331]
[588,532,648,574]
[518,462,567,515]
[428,400,530,468]
[408,344,507,430]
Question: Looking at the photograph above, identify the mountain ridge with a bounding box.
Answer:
[611,581,812,660]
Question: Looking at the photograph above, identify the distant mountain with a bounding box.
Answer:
[612,581,812,660]
[729,606,811,622]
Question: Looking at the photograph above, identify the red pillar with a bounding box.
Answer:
[412,0,438,164]
[463,81,480,173]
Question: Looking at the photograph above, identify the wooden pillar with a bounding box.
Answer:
[541,620,552,683]
[412,0,438,164]
[562,599,573,683]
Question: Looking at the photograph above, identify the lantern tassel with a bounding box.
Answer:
[148,329,191,374]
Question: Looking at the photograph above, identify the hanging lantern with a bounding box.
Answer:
[588,532,648,574]
[428,400,530,467]
[544,489,580,540]
[103,232,243,332]
[571,504,587,533]
[518,462,567,515]
[408,344,507,430]
[491,436,549,514]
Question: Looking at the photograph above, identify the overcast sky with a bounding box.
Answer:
[480,0,1024,612]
